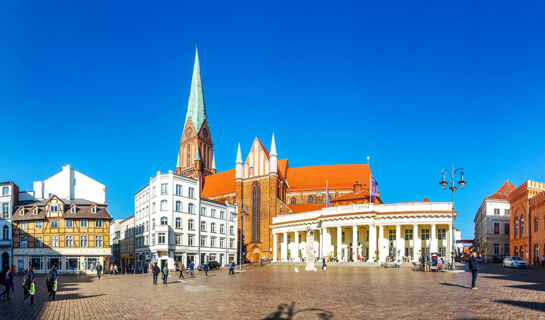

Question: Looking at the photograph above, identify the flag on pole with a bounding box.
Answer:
[326,180,331,207]
[370,176,379,202]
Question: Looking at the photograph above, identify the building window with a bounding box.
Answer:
[494,208,500,215]
[2,225,8,240]
[1,186,8,195]
[404,229,413,240]
[158,217,167,226]
[230,225,234,236]
[80,235,88,247]
[34,236,43,248]
[71,207,76,213]
[176,184,182,196]
[188,219,194,230]
[514,246,518,257]
[201,207,206,216]
[2,203,8,219]
[230,212,235,221]
[220,224,225,234]
[494,223,500,234]
[33,208,37,215]
[535,216,539,233]
[152,218,155,230]
[505,223,510,235]
[65,235,73,247]
[421,229,430,240]
[92,207,97,213]
[520,246,524,259]
[220,211,225,219]
[252,182,261,242]
[438,229,446,240]
[158,233,166,244]
[30,256,43,270]
[200,236,206,247]
[81,219,88,228]
[439,247,446,256]
[160,200,167,211]
[176,233,182,245]
[188,234,194,246]
[515,218,518,237]
[161,183,168,195]
[188,203,194,214]
[19,208,24,216]
[388,229,396,241]
[211,237,216,247]
[51,236,59,247]
[188,187,195,199]
[20,221,28,230]
[20,235,28,248]
[230,239,235,248]
[50,205,58,213]
[33,220,42,229]
[50,220,59,229]
[505,209,510,216]
[306,195,314,204]
[209,209,215,218]
[211,222,216,233]
[95,236,103,247]
[220,238,225,248]
[494,243,500,255]
[95,220,103,228]
[176,218,182,229]
[290,197,296,205]
[176,201,182,212]
[504,244,510,255]
[200,221,206,232]
[520,216,524,236]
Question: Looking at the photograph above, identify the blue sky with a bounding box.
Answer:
[2,1,545,239]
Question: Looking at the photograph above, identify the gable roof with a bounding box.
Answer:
[201,169,236,198]
[287,164,371,191]
[486,180,516,200]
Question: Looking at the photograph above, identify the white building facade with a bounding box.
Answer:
[271,202,456,263]
[0,181,18,270]
[134,170,237,271]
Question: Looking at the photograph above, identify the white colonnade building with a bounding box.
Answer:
[271,201,455,263]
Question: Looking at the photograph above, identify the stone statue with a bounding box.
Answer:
[305,227,316,271]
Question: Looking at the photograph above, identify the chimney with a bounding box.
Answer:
[353,181,362,194]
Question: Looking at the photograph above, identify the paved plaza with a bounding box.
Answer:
[2,263,545,319]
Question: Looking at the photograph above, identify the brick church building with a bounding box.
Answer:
[176,47,381,262]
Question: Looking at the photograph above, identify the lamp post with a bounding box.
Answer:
[439,164,466,271]
[237,205,248,271]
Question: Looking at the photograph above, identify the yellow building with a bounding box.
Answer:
[12,195,112,274]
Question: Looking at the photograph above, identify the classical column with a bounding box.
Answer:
[282,232,288,261]
[294,231,300,260]
[396,224,403,261]
[378,225,386,261]
[430,224,438,254]
[319,228,324,258]
[273,232,278,261]
[352,225,358,262]
[337,226,342,261]
[413,224,420,262]
[446,223,452,263]
[368,224,377,262]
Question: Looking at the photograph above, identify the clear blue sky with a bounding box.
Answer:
[2,1,545,239]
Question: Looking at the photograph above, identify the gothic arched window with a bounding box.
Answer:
[535,216,539,233]
[252,182,261,242]
[515,217,519,237]
[521,216,524,236]
[307,195,314,204]
[2,225,8,240]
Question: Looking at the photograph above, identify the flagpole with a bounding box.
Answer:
[367,156,371,204]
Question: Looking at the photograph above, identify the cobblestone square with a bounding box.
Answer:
[2,263,545,319]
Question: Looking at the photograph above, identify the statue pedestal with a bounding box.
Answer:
[304,227,317,271]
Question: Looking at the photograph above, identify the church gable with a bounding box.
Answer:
[243,138,271,178]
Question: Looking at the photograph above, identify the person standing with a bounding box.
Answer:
[229,260,235,275]
[152,262,160,285]
[4,267,13,299]
[47,265,58,300]
[96,262,103,280]
[468,252,480,289]
[189,261,195,277]
[23,266,36,304]
[178,261,185,279]
[322,257,327,270]
[162,263,169,284]
[541,255,545,269]
[203,262,209,277]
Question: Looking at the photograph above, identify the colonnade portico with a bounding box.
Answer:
[271,202,456,263]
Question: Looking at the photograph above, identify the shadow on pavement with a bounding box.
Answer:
[263,302,333,320]
[496,299,545,312]
[439,282,471,289]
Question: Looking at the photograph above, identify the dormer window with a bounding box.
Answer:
[19,208,24,216]
[71,206,76,213]
[92,206,97,213]
[50,205,58,213]
[33,208,37,215]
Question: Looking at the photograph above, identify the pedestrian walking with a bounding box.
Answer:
[152,262,160,285]
[46,265,58,300]
[96,262,103,279]
[322,257,327,270]
[541,255,545,269]
[203,263,209,277]
[229,260,235,275]
[3,267,13,299]
[23,266,36,304]
[468,252,480,289]
[162,263,169,284]
[178,261,185,279]
[189,261,195,277]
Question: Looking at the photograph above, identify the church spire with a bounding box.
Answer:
[236,143,242,164]
[185,45,207,132]
[270,132,277,156]
[176,152,181,168]
[211,153,216,170]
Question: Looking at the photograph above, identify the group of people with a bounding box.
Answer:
[150,260,237,285]
[0,265,15,299]
[1,264,59,305]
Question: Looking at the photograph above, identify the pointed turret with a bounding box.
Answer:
[211,153,216,170]
[185,46,207,132]
[270,133,278,174]
[176,152,181,168]
[236,143,243,180]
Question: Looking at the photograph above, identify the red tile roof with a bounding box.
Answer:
[331,191,369,202]
[486,180,516,200]
[288,203,326,213]
[287,164,371,191]
[201,169,236,198]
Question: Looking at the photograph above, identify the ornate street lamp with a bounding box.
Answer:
[439,164,466,271]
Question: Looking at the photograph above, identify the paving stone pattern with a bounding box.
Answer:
[2,264,545,319]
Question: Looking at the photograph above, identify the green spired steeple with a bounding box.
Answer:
[185,45,207,133]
